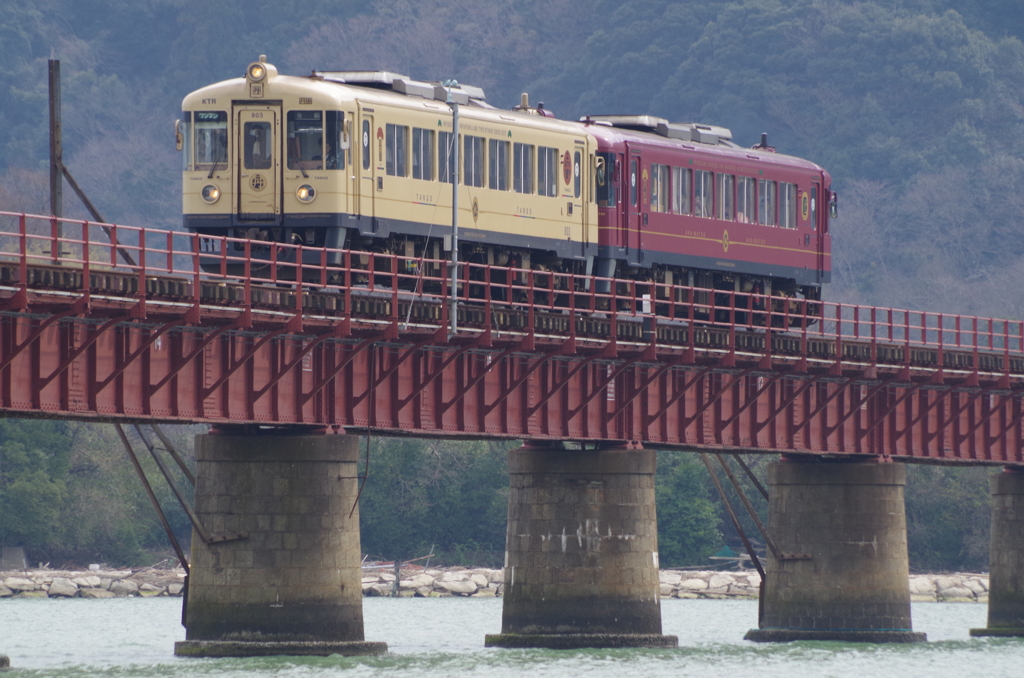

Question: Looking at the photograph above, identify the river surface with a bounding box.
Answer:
[2,597,1022,677]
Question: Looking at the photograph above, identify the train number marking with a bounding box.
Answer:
[250,112,264,118]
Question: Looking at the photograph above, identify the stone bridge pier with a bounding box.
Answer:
[174,428,386,657]
[972,468,1024,637]
[485,443,678,649]
[746,457,927,643]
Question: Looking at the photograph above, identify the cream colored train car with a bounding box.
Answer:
[178,56,597,276]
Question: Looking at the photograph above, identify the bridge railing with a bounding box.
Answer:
[1,212,1022,373]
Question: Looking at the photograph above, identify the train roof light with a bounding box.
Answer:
[245,55,277,86]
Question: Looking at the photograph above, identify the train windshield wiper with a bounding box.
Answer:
[207,150,224,179]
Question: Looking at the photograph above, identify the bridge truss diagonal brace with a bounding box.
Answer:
[525,343,618,420]
[252,328,349,403]
[37,313,128,392]
[201,327,289,400]
[348,338,436,413]
[95,317,189,393]
[301,334,384,407]
[854,384,920,445]
[438,342,526,417]
[0,306,82,375]
[752,377,820,435]
[147,323,235,398]
[821,379,896,440]
[610,356,691,421]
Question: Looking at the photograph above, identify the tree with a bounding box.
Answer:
[655,452,723,567]
[0,420,72,548]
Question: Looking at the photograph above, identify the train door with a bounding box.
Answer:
[358,110,375,230]
[811,179,823,280]
[624,145,642,265]
[236,105,280,221]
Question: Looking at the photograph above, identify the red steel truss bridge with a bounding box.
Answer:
[1,211,1022,466]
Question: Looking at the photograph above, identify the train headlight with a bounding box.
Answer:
[296,185,316,203]
[201,185,221,204]
[248,62,267,82]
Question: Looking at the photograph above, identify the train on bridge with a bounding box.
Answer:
[178,56,834,318]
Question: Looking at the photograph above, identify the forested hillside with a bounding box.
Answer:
[0,0,1017,571]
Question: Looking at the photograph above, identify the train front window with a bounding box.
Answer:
[194,111,227,172]
[287,111,323,170]
[180,112,192,171]
[243,122,272,170]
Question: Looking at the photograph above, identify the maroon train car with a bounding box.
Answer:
[583,115,832,304]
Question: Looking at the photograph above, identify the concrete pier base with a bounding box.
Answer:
[971,469,1024,637]
[173,430,386,658]
[745,458,926,643]
[484,445,677,649]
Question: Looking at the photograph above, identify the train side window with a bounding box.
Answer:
[288,111,322,170]
[386,123,408,177]
[514,143,534,194]
[779,182,797,228]
[489,139,509,190]
[718,174,734,220]
[595,152,615,205]
[650,164,669,213]
[538,147,558,197]
[362,120,370,170]
[629,159,638,206]
[695,170,714,218]
[412,128,434,180]
[758,179,777,226]
[325,111,345,170]
[737,177,755,222]
[439,131,456,184]
[671,167,690,215]
[464,135,485,187]
[574,151,582,199]
[194,111,227,172]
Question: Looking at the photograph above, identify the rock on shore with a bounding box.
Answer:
[0,567,990,602]
[0,568,186,599]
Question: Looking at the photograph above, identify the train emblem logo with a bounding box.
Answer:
[562,151,572,185]
[249,174,266,191]
[722,230,730,253]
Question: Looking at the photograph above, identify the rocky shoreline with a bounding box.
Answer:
[1,567,991,603]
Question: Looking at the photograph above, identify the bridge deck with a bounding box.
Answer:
[1,212,1021,465]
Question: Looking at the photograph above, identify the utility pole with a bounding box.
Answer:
[48,59,62,222]
[444,80,462,339]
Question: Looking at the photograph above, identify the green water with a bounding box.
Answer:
[2,596,1022,677]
